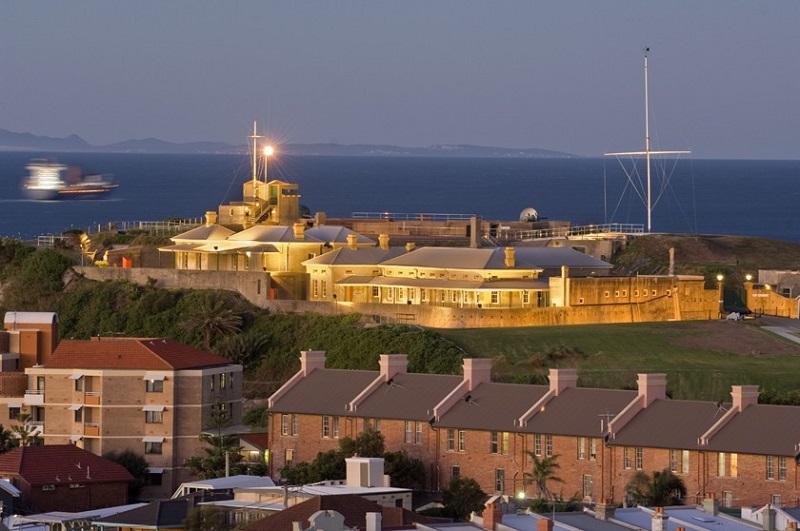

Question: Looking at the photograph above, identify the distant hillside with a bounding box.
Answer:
[0,128,577,158]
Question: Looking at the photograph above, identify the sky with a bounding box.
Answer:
[2,1,799,159]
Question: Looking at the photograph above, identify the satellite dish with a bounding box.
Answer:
[519,207,539,222]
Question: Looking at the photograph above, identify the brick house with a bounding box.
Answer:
[267,351,800,508]
[23,337,244,499]
[0,444,132,513]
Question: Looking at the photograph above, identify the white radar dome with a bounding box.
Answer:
[519,207,540,222]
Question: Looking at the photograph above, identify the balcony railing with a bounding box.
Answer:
[84,423,100,437]
[24,389,45,405]
[84,392,101,405]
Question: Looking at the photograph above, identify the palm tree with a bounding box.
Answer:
[181,291,244,350]
[12,408,43,447]
[524,452,562,500]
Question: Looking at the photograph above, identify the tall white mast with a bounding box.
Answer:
[605,47,690,233]
[248,120,263,196]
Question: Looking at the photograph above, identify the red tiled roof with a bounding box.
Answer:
[0,445,134,486]
[239,433,270,450]
[46,338,232,370]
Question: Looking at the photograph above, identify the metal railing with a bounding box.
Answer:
[351,212,477,221]
[35,218,205,246]
[508,223,645,241]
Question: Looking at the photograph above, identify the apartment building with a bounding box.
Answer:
[23,336,243,499]
[268,351,800,508]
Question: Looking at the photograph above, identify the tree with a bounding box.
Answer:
[181,291,244,350]
[383,451,426,490]
[626,469,686,507]
[0,424,18,454]
[215,333,268,370]
[11,408,43,447]
[443,476,486,521]
[523,452,562,500]
[104,449,149,501]
[339,428,385,458]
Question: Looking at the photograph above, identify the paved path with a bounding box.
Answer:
[759,315,800,345]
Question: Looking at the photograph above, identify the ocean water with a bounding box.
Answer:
[1,151,799,242]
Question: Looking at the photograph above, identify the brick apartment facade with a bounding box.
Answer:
[268,351,800,509]
[21,336,243,500]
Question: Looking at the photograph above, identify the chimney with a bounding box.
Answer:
[504,247,515,268]
[595,499,615,521]
[300,350,326,376]
[366,512,382,531]
[786,522,797,531]
[378,234,390,250]
[651,507,669,531]
[463,358,492,391]
[292,522,303,531]
[537,517,554,531]
[702,494,719,515]
[764,506,776,531]
[638,373,667,406]
[379,354,408,382]
[315,212,327,227]
[470,216,481,248]
[732,385,759,411]
[405,242,416,252]
[669,247,675,276]
[347,234,359,250]
[205,211,217,225]
[293,222,305,240]
[549,368,578,396]
[483,502,503,530]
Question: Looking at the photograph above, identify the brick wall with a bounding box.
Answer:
[23,479,129,513]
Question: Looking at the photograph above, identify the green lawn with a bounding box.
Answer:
[437,321,800,401]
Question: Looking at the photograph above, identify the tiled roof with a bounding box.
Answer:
[702,404,800,456]
[239,432,270,450]
[0,445,133,486]
[514,247,613,269]
[244,494,430,531]
[521,388,638,437]
[353,373,463,421]
[303,246,407,266]
[46,338,233,370]
[172,224,235,241]
[269,369,378,415]
[94,498,190,528]
[381,247,540,270]
[437,382,549,432]
[607,399,724,450]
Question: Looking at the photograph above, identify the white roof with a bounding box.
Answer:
[4,311,58,326]
[171,475,275,498]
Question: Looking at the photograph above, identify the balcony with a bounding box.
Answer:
[84,423,100,437]
[29,421,44,436]
[84,392,101,405]
[24,389,45,406]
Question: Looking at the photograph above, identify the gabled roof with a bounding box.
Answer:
[702,404,800,456]
[353,372,463,421]
[305,226,374,245]
[269,369,378,415]
[303,246,407,266]
[227,225,373,245]
[607,399,724,450]
[437,382,549,432]
[172,224,235,241]
[94,498,190,529]
[381,247,541,271]
[244,494,430,531]
[514,247,613,269]
[0,445,133,486]
[46,338,233,370]
[521,387,637,437]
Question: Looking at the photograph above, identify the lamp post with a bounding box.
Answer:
[716,274,724,318]
[263,145,274,182]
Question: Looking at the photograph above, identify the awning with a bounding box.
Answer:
[68,404,83,411]
[142,436,165,443]
[68,373,83,380]
[8,403,22,408]
[143,374,166,381]
[142,405,165,412]
[69,435,83,443]
[146,467,165,474]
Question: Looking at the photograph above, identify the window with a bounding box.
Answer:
[322,416,330,438]
[772,494,782,506]
[534,434,542,457]
[145,379,163,393]
[220,372,228,390]
[292,414,299,436]
[495,469,505,493]
[210,374,215,391]
[421,289,428,302]
[670,449,679,472]
[577,437,586,460]
[447,429,455,451]
[458,430,466,452]
[491,291,499,304]
[730,453,738,477]
[522,290,530,304]
[545,435,553,457]
[332,416,340,439]
[589,438,597,460]
[145,442,163,454]
[779,457,787,481]
[285,448,294,465]
[623,447,631,469]
[682,450,690,475]
[145,410,162,423]
[321,280,327,298]
[766,456,775,480]
[74,407,82,423]
[583,474,593,498]
[408,288,415,301]
[416,421,423,444]
[372,286,379,298]
[451,465,460,479]
[405,421,414,443]
[8,407,20,420]
[313,279,319,298]
[281,414,298,436]
[718,452,726,477]
[363,418,380,432]
[74,376,83,392]
[635,447,643,470]
[490,432,508,454]
[147,472,163,486]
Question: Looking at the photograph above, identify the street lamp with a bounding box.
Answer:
[263,145,274,182]
[716,274,724,317]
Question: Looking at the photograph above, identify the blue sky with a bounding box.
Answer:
[2,1,799,159]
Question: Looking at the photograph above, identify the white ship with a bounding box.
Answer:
[21,159,118,200]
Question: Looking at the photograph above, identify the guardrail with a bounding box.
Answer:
[35,218,205,247]
[509,223,644,241]
[351,212,477,221]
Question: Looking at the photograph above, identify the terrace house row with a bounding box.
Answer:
[268,351,800,509]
